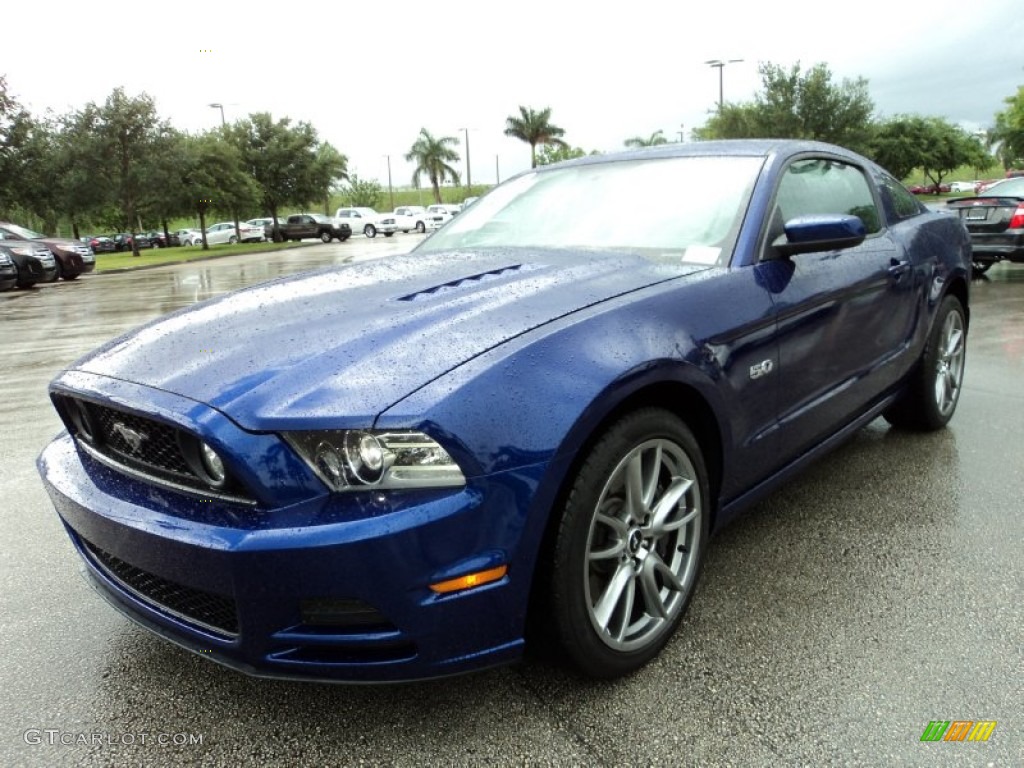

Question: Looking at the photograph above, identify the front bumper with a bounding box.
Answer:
[38,431,538,682]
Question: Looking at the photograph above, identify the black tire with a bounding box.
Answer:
[63,272,79,281]
[883,295,967,431]
[320,231,332,243]
[228,235,238,245]
[548,408,709,679]
[971,261,992,277]
[384,232,394,237]
[364,225,376,238]
[415,221,426,234]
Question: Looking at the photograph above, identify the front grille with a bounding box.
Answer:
[91,403,194,476]
[57,395,252,503]
[82,537,239,636]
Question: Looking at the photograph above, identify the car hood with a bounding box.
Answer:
[73,249,701,430]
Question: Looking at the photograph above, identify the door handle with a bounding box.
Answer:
[888,258,910,279]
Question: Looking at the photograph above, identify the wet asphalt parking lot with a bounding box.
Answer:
[1,236,1021,767]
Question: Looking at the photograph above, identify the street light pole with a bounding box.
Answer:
[704,59,743,109]
[208,102,226,127]
[209,102,240,242]
[384,154,394,211]
[460,128,472,195]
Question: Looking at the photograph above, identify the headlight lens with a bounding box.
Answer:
[285,430,465,491]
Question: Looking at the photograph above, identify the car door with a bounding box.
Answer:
[760,156,916,456]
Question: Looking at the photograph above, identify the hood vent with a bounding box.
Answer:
[396,264,526,302]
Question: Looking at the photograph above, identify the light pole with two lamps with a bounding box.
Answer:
[704,59,744,109]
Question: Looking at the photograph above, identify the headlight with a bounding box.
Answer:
[0,253,12,265]
[284,430,466,491]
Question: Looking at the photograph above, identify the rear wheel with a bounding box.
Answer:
[548,409,709,678]
[384,232,394,237]
[883,295,966,430]
[320,231,332,243]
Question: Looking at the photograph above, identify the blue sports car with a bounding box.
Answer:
[38,140,971,682]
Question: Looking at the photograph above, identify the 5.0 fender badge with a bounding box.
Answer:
[749,359,774,380]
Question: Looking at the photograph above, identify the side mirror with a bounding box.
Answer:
[772,214,866,258]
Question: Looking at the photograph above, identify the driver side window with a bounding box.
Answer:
[775,158,881,235]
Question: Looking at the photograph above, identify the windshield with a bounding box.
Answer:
[3,223,45,240]
[417,155,763,265]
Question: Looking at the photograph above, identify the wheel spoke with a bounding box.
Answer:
[593,562,635,631]
[645,477,693,536]
[613,579,636,643]
[639,551,685,619]
[641,442,662,507]
[589,512,627,561]
[625,452,647,522]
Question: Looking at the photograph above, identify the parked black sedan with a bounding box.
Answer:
[82,235,116,254]
[0,241,57,287]
[142,230,181,248]
[946,176,1024,274]
[110,233,153,252]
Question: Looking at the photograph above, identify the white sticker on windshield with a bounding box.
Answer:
[683,246,721,265]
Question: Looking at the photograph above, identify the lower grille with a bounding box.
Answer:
[82,538,239,637]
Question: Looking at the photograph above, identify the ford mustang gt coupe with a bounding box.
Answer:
[38,140,971,682]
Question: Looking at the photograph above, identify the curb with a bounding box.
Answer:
[96,243,311,274]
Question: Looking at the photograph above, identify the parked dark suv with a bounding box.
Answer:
[0,222,95,281]
[0,241,57,287]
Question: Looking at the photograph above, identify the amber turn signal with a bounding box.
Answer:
[429,565,508,594]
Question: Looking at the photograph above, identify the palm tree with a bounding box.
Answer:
[405,128,461,203]
[504,106,567,168]
[624,130,669,148]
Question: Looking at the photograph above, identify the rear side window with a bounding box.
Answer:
[775,158,881,234]
[880,174,924,219]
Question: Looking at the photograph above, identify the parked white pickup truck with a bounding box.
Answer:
[377,206,430,235]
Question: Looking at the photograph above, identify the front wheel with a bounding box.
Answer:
[364,225,376,238]
[883,295,966,430]
[228,235,238,245]
[548,409,709,678]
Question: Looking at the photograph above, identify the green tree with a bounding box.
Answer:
[177,132,260,249]
[405,128,460,204]
[79,88,174,255]
[870,116,933,180]
[344,174,383,208]
[696,62,875,153]
[624,130,668,148]
[535,144,593,166]
[504,106,567,168]
[313,142,349,215]
[989,85,1024,169]
[0,75,32,216]
[918,118,989,191]
[226,113,346,240]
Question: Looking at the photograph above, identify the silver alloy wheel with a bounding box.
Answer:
[934,308,965,417]
[584,438,702,651]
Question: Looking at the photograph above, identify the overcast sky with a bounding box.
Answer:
[5,0,1022,192]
